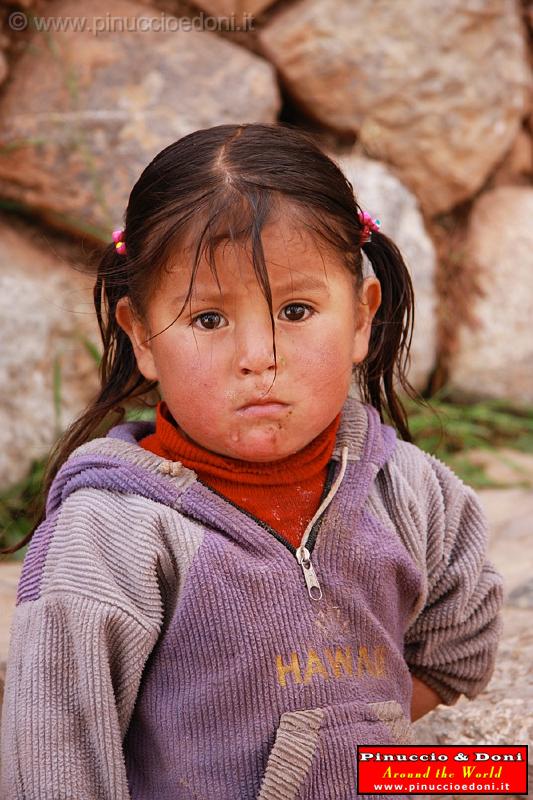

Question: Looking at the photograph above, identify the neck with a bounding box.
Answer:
[138,401,342,547]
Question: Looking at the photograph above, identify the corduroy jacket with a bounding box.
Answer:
[0,396,504,799]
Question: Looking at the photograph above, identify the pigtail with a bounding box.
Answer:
[355,229,418,442]
[0,244,157,555]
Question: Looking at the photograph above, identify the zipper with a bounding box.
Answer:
[295,546,323,601]
[196,445,349,601]
[295,445,349,601]
[304,458,339,555]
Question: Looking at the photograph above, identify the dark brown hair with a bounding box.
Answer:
[2,122,421,555]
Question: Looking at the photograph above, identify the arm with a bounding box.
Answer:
[0,488,171,800]
[404,452,504,707]
[411,674,442,721]
[1,594,159,799]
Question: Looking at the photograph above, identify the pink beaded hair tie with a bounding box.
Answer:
[112,228,127,255]
[359,211,381,245]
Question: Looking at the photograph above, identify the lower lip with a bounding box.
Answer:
[237,403,289,417]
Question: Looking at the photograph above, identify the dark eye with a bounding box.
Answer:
[281,303,313,322]
[192,311,224,330]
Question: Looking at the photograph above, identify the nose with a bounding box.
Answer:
[235,318,277,376]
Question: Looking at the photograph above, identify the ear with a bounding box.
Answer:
[352,277,382,365]
[115,296,159,382]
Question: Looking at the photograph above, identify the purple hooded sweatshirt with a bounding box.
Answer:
[0,395,503,799]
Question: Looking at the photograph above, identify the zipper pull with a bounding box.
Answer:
[296,546,322,601]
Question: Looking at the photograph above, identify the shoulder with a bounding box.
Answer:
[18,477,176,630]
[370,436,490,572]
[49,434,174,558]
[51,482,169,551]
[383,437,476,512]
[384,438,492,574]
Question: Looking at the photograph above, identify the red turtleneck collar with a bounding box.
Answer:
[138,401,341,549]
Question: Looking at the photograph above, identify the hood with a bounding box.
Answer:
[45,396,398,521]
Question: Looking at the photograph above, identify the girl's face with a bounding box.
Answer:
[116,217,381,462]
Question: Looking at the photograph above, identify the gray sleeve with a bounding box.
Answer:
[403,452,504,706]
[0,489,171,799]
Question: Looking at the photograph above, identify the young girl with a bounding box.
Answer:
[1,123,503,800]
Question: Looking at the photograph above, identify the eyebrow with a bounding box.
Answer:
[171,277,329,306]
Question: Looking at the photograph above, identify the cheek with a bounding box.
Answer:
[155,338,227,396]
[289,329,353,375]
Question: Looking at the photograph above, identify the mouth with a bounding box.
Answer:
[236,399,289,417]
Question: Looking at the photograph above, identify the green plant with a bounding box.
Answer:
[393,387,533,487]
[0,458,46,561]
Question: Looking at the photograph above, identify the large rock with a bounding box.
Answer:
[0,221,99,489]
[0,0,280,240]
[337,153,437,393]
[448,186,533,404]
[490,127,532,188]
[0,50,6,87]
[259,0,531,215]
[192,0,277,17]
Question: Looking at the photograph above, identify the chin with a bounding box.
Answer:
[227,434,296,463]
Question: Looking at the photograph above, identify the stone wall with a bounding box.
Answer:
[0,0,531,485]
